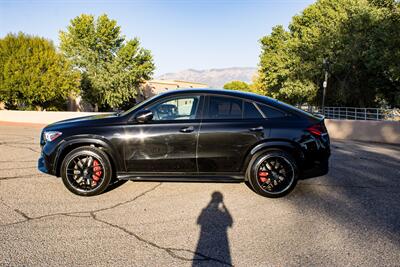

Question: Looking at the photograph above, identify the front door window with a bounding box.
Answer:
[150,96,200,121]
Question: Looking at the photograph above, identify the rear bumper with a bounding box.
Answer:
[300,156,329,179]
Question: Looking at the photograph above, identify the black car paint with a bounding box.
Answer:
[38,89,330,182]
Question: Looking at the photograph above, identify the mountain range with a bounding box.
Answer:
[157,67,257,88]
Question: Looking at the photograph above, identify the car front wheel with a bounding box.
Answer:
[247,150,298,198]
[61,146,112,196]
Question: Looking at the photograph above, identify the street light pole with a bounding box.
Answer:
[322,58,329,115]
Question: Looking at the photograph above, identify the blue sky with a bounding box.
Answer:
[0,0,314,75]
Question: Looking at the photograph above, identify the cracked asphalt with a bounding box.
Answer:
[0,124,399,266]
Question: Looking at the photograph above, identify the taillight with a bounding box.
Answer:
[307,123,326,136]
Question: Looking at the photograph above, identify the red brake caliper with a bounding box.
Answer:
[92,160,102,182]
[258,171,269,183]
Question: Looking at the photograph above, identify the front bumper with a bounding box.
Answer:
[38,155,55,175]
[38,128,62,176]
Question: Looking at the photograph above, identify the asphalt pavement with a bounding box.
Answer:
[0,125,399,266]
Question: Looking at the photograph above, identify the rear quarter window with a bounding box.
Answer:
[257,104,286,118]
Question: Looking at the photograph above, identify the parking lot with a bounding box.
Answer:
[0,124,399,266]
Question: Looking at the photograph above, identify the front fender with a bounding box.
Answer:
[54,135,124,175]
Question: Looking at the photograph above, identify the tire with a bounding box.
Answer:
[247,150,298,198]
[244,180,256,193]
[61,146,112,196]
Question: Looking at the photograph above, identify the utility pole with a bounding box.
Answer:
[322,58,329,115]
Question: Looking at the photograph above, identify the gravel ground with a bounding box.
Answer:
[0,125,399,266]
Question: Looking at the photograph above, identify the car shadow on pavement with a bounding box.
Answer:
[103,179,128,193]
[288,140,400,249]
[192,191,233,266]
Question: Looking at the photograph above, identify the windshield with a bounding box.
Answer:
[120,94,160,116]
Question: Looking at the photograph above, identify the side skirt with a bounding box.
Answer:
[117,173,244,183]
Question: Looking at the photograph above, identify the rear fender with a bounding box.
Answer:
[242,140,305,179]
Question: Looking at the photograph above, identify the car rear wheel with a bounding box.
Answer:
[61,146,112,196]
[247,150,298,198]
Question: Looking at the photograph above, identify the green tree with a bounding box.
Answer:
[258,25,316,105]
[257,0,400,107]
[0,33,80,110]
[223,80,250,91]
[59,14,155,111]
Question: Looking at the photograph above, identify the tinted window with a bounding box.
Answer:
[150,96,199,121]
[257,104,286,118]
[244,102,263,119]
[207,96,243,119]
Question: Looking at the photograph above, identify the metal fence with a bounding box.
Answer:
[298,106,400,121]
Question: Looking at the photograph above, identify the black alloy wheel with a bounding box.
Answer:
[61,146,112,196]
[247,150,298,198]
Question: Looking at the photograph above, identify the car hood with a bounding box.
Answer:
[45,113,121,130]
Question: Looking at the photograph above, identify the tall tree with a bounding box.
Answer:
[0,33,80,110]
[257,0,400,107]
[223,80,250,91]
[59,14,155,111]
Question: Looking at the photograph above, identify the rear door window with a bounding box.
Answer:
[244,101,263,119]
[207,96,243,119]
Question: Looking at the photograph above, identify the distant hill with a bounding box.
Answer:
[157,67,257,88]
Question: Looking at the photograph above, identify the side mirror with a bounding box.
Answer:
[135,110,153,123]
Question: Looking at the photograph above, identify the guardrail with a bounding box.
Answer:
[299,106,400,121]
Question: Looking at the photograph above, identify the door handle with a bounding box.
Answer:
[179,126,194,133]
[249,126,264,132]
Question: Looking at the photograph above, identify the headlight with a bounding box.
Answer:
[43,131,62,142]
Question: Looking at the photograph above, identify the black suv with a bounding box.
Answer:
[38,89,330,198]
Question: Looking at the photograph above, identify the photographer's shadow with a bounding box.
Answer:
[193,192,233,266]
